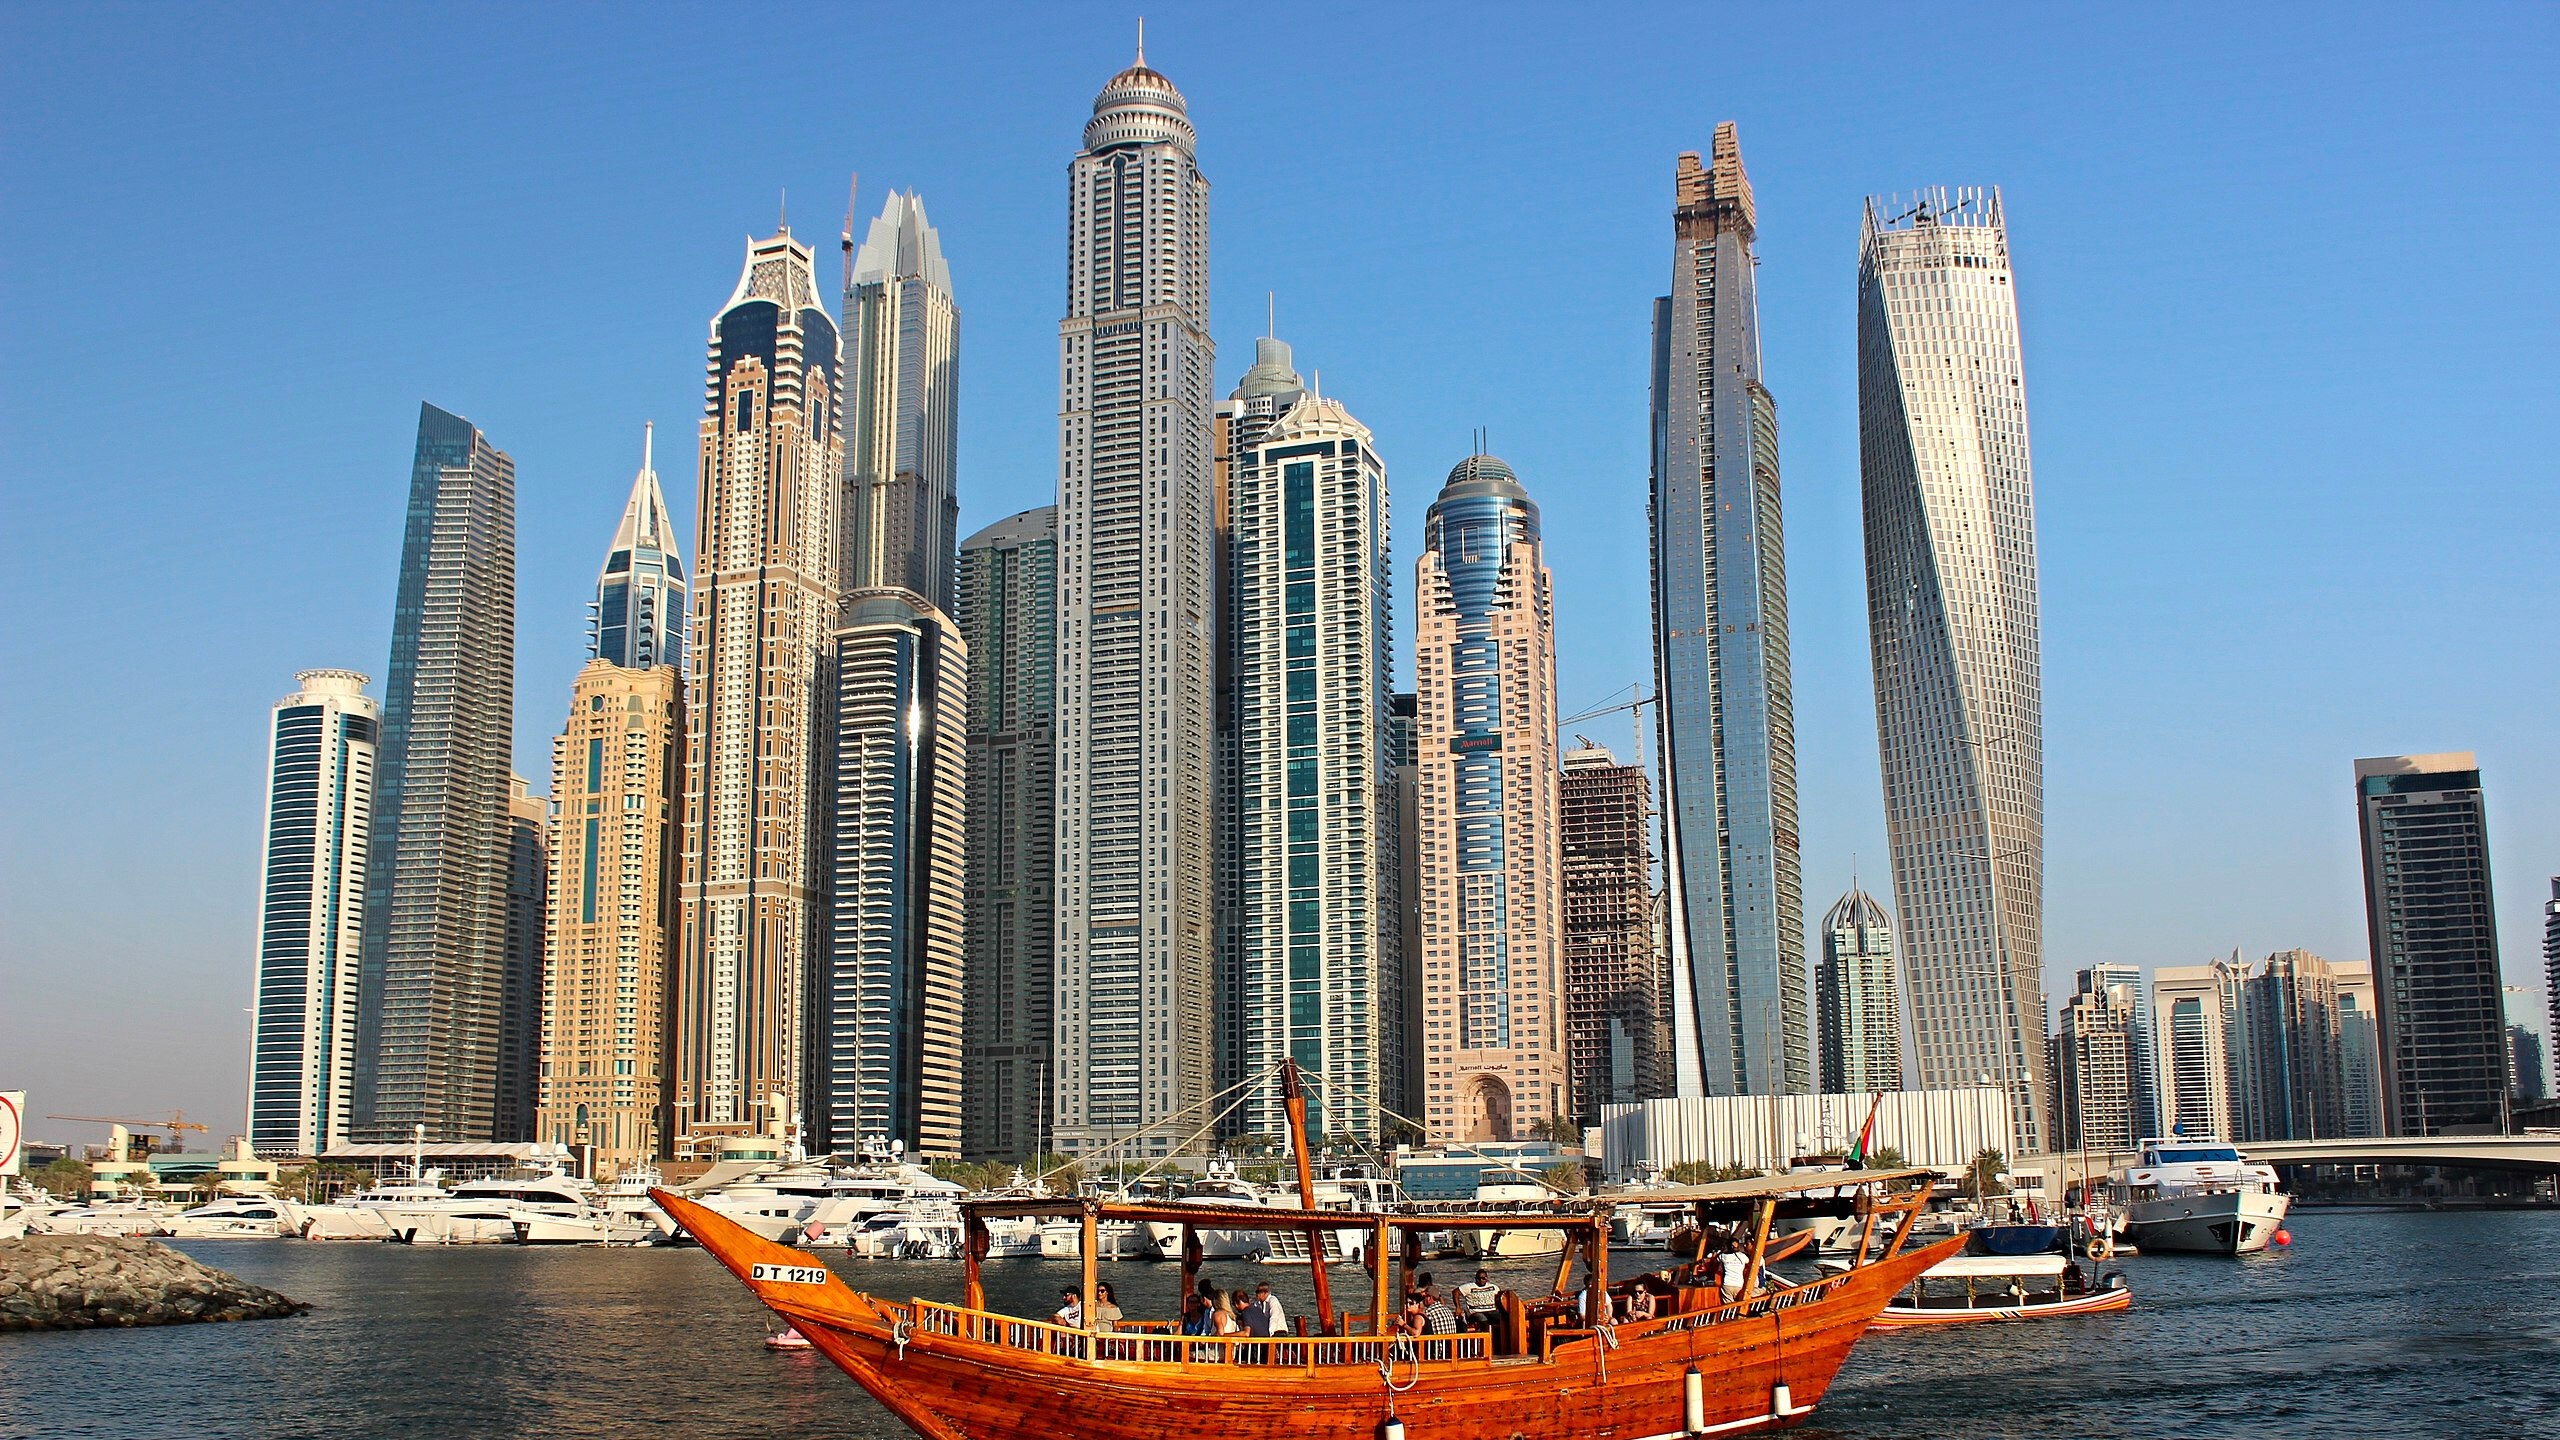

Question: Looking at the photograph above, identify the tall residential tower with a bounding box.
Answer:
[1560,744,1665,1125]
[2354,753,2509,1134]
[1229,358,1398,1141]
[1858,190,2048,1154]
[676,229,842,1149]
[1415,455,1565,1142]
[1050,46,1217,1155]
[958,507,1060,1158]
[249,670,379,1157]
[1816,885,1901,1095]
[1650,127,1806,1097]
[356,403,517,1142]
[840,191,959,613]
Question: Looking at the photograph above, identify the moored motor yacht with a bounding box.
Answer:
[164,1196,293,1238]
[2106,1136,2292,1255]
[32,1200,172,1237]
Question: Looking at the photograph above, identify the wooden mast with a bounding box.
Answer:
[1279,1060,1336,1334]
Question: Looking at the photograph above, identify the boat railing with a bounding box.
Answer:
[908,1298,1485,1368]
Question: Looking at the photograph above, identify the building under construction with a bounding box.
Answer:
[1560,744,1672,1125]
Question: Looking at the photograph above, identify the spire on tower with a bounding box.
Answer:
[1136,15,1145,65]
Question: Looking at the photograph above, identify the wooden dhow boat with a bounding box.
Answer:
[657,1065,1960,1440]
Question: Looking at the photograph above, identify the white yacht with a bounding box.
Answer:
[1450,1168,1571,1259]
[2106,1136,2292,1255]
[164,1196,293,1238]
[1134,1165,1279,1261]
[831,1207,966,1260]
[32,1200,173,1237]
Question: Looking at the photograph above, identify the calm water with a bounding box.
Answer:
[4,1209,2555,1439]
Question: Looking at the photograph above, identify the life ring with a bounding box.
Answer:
[2085,1236,2113,1260]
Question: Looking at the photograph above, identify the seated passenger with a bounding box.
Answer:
[1455,1269,1503,1330]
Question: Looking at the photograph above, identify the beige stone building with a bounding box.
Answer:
[1414,454,1565,1142]
[539,660,682,1174]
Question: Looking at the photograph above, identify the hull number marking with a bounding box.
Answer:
[753,1264,831,1285]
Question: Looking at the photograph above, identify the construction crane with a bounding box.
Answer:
[1560,685,1657,767]
[47,1112,210,1146]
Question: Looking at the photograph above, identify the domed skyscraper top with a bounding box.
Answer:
[1085,22,1195,155]
[1438,452,1534,509]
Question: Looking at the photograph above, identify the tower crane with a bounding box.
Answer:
[47,1112,210,1146]
[1559,685,1657,769]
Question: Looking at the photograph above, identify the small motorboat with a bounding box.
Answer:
[1822,1252,2131,1327]
[766,1324,814,1350]
[1966,1223,2061,1256]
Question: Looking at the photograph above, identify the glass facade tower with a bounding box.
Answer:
[1858,188,2049,1155]
[1230,366,1397,1142]
[594,423,686,672]
[356,402,517,1143]
[1650,126,1806,1097]
[2355,753,2509,1134]
[958,507,1059,1159]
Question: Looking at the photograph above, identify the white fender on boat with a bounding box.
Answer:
[1684,1366,1706,1433]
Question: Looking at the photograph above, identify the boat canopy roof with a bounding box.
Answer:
[1820,1252,2070,1280]
[1621,1168,1936,1204]
[960,1194,1614,1231]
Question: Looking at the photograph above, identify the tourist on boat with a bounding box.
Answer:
[1243,1281,1286,1337]
[1456,1268,1503,1330]
[1714,1244,1749,1305]
[1210,1289,1245,1337]
[1053,1288,1083,1329]
[1616,1283,1658,1324]
[1179,1292,1209,1336]
[1091,1281,1123,1334]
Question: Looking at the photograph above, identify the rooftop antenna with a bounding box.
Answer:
[841,171,860,294]
[778,187,788,234]
[1136,16,1146,65]
[642,420,654,474]
[1266,290,1275,340]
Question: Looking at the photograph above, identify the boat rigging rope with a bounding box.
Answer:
[1378,1335,1421,1413]
[1023,1068,1273,1193]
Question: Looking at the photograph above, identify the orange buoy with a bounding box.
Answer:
[2272,1229,2292,1246]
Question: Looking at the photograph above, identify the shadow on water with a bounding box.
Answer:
[2,1209,2554,1439]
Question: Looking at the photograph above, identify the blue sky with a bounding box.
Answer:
[4,3,2552,1142]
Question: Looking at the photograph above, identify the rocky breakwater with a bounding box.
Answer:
[1,1234,304,1330]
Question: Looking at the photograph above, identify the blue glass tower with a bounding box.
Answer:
[1649,127,1807,1097]
[594,423,686,671]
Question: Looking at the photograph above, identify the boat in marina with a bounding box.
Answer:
[30,1200,171,1237]
[659,1061,1961,1440]
[1819,1252,2131,1327]
[2106,1136,2292,1255]
[163,1196,294,1238]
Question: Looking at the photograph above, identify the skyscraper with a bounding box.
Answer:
[1858,189,2048,1155]
[2510,1025,2548,1102]
[1816,885,1901,1095]
[2052,969,2141,1152]
[2240,949,2350,1142]
[2354,753,2509,1134]
[1415,454,1565,1142]
[540,458,686,1175]
[2154,957,2246,1140]
[2086,962,2159,1140]
[958,507,1059,1159]
[1649,127,1805,1098]
[1391,691,1421,1128]
[1051,45,1216,1156]
[676,228,842,1149]
[2548,880,2560,1100]
[357,402,517,1143]
[2334,960,2386,1138]
[494,775,547,1143]
[539,661,681,1175]
[1212,335,1304,1123]
[840,191,959,614]
[250,670,378,1158]
[819,592,968,1158]
[1229,356,1397,1142]
[594,425,686,673]
[1560,744,1665,1125]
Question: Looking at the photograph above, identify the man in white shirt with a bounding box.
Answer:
[1245,1281,1287,1337]
[1715,1246,1749,1305]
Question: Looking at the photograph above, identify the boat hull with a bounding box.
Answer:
[2122,1188,2290,1256]
[1871,1287,2131,1328]
[657,1188,1960,1440]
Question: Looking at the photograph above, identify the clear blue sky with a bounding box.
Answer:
[4,3,2552,1144]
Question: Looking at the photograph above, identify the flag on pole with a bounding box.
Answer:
[1849,1094,1882,1167]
